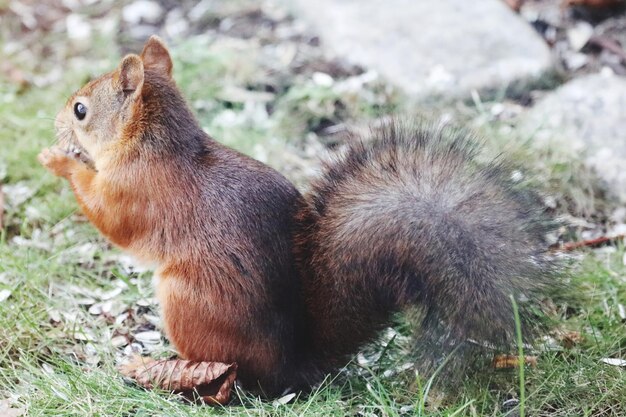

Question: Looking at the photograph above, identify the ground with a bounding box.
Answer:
[0,0,625,416]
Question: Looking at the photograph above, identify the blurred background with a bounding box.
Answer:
[1,0,626,218]
[1,1,626,415]
[1,0,626,211]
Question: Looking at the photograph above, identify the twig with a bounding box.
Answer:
[563,0,625,8]
[589,35,626,63]
[556,234,626,251]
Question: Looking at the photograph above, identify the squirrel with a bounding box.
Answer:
[39,36,560,395]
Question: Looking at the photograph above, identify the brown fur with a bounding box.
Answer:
[39,37,560,395]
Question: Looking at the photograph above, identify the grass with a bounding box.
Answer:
[1,22,625,417]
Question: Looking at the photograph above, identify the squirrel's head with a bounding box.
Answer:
[55,35,174,168]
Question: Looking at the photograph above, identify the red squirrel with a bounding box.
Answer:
[39,36,559,395]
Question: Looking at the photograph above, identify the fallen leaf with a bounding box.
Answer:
[557,331,585,349]
[492,355,538,369]
[119,356,238,405]
[600,358,626,367]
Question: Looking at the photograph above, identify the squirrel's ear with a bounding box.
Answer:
[140,35,173,78]
[118,54,144,96]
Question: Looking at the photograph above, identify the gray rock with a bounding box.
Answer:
[520,73,626,202]
[289,0,552,100]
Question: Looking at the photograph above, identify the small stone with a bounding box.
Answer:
[136,298,152,307]
[88,301,112,315]
[567,21,594,51]
[73,329,96,341]
[114,279,129,289]
[122,1,163,25]
[134,331,162,344]
[123,343,144,356]
[0,289,11,302]
[100,287,123,300]
[48,309,62,323]
[111,336,129,348]
[62,310,79,324]
[75,298,96,306]
[84,343,98,356]
[143,314,162,327]
[564,51,588,71]
[511,170,524,183]
[312,72,334,87]
[115,312,130,325]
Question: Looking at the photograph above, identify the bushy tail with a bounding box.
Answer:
[296,121,560,372]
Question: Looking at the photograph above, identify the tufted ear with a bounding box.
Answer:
[119,54,144,96]
[140,35,173,78]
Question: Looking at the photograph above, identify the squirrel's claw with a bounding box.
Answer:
[38,146,81,178]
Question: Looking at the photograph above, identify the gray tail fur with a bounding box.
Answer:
[298,120,561,371]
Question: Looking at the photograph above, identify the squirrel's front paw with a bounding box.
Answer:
[38,146,81,178]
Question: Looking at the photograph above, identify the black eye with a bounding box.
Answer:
[74,102,87,120]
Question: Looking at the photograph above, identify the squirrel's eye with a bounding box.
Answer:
[74,102,87,121]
